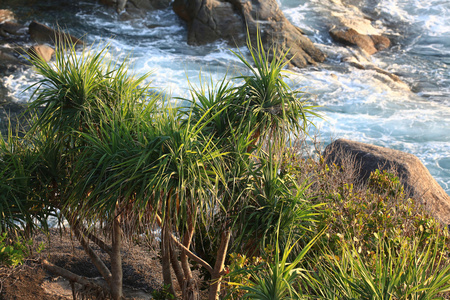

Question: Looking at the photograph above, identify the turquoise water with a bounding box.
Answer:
[3,0,450,192]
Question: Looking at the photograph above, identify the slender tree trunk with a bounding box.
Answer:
[162,222,176,297]
[110,211,123,300]
[70,220,113,286]
[155,212,213,274]
[181,210,199,300]
[181,211,194,280]
[79,226,112,255]
[41,259,109,296]
[208,229,231,300]
[170,243,185,288]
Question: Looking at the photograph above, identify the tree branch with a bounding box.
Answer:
[68,219,113,286]
[41,259,109,294]
[155,213,214,275]
[79,226,112,256]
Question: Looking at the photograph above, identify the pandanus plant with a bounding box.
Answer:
[22,40,156,299]
[24,39,237,299]
[178,35,322,298]
[1,28,320,299]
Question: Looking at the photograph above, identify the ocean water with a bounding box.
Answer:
[3,0,450,193]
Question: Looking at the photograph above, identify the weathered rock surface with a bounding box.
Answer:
[0,21,26,38]
[312,0,391,55]
[0,9,15,23]
[0,50,21,65]
[324,139,450,224]
[172,0,326,68]
[28,44,55,62]
[0,100,28,137]
[29,21,84,46]
[330,27,390,55]
[340,56,409,90]
[100,0,172,15]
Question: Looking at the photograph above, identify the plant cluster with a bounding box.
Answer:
[0,233,32,267]
[1,33,450,300]
[0,35,320,300]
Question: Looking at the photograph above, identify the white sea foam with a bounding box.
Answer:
[3,0,450,192]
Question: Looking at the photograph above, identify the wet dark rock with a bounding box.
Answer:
[0,98,29,137]
[29,21,84,46]
[173,0,326,68]
[324,139,450,224]
[330,27,390,55]
[128,0,172,10]
[0,22,26,37]
[0,50,21,65]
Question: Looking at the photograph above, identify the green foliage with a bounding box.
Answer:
[311,235,450,299]
[235,154,321,256]
[8,31,450,300]
[368,169,404,197]
[231,32,320,146]
[227,228,324,300]
[181,34,322,277]
[0,233,35,267]
[315,165,446,255]
[0,131,55,233]
[224,252,266,299]
[151,284,175,300]
[26,40,152,144]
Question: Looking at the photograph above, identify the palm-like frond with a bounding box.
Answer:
[311,236,450,300]
[231,32,321,146]
[0,131,55,233]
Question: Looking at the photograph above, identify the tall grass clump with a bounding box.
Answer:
[279,145,450,298]
[310,235,450,299]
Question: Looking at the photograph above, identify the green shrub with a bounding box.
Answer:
[311,235,450,299]
[225,227,324,300]
[277,149,450,298]
[151,284,175,300]
[223,252,267,299]
[0,232,33,267]
[322,168,446,253]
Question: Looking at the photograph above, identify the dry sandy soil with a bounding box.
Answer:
[0,229,176,300]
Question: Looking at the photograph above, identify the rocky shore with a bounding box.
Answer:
[1,0,446,206]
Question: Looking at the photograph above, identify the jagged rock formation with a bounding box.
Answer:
[330,27,390,55]
[324,139,450,224]
[173,0,326,68]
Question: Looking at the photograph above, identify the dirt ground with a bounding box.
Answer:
[0,229,172,300]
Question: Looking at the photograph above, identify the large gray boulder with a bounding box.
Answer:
[324,139,450,224]
[172,0,326,68]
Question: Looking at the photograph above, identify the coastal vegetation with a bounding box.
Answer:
[1,37,450,300]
